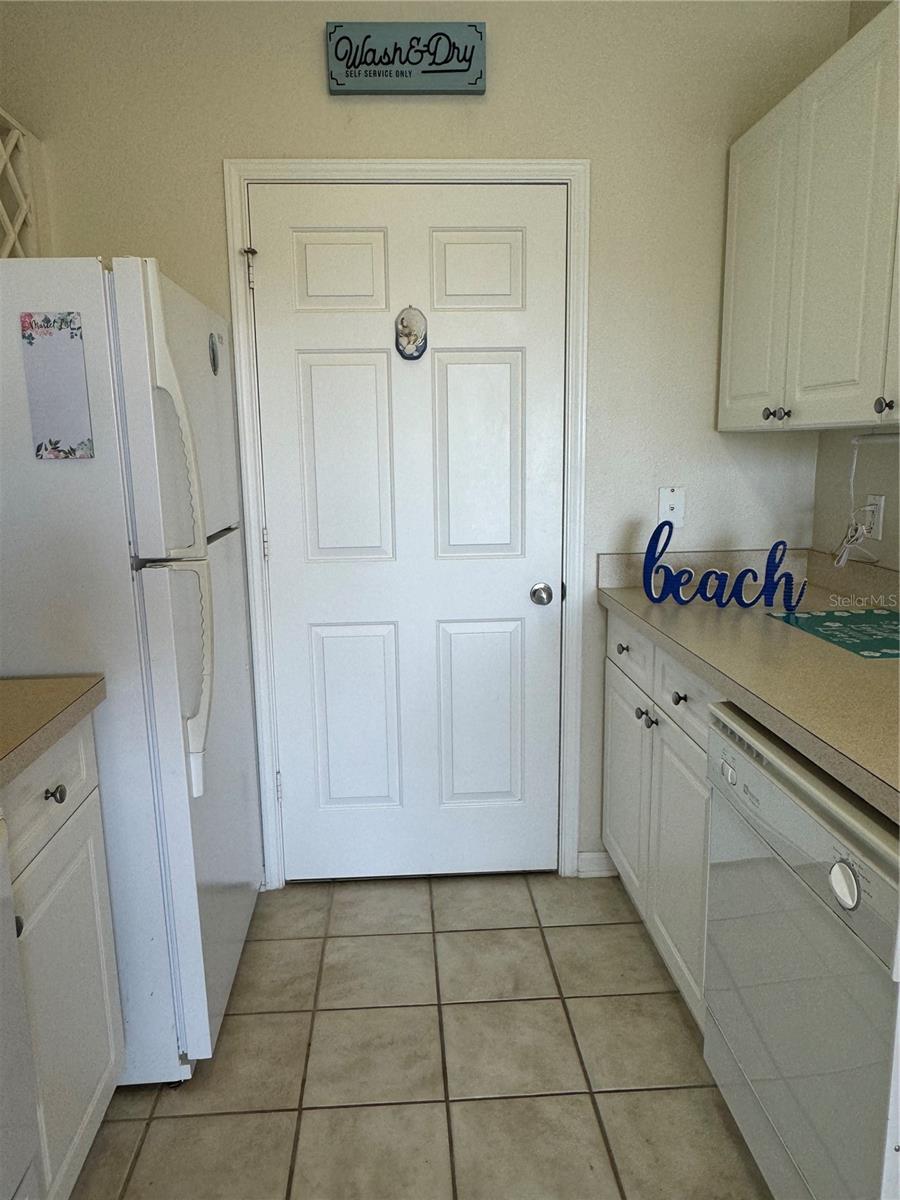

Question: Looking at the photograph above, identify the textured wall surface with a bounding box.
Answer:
[1,1,850,853]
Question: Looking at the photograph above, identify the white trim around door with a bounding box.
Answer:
[224,159,590,888]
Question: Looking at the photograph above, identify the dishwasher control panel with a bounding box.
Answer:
[708,722,898,968]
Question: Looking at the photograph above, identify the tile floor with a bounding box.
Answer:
[73,873,773,1200]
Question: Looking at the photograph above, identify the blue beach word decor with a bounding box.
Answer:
[642,521,808,612]
[326,22,486,94]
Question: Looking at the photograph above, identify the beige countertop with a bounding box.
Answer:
[0,675,106,788]
[598,588,899,825]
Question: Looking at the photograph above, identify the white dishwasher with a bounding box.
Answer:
[0,818,40,1200]
[705,704,898,1200]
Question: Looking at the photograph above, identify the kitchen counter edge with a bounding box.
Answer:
[0,676,106,789]
[597,589,898,826]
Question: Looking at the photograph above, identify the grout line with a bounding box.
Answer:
[283,881,335,1200]
[104,1081,720,1127]
[429,877,459,1200]
[524,875,629,1200]
[114,1085,162,1200]
[247,917,642,943]
[223,985,677,1020]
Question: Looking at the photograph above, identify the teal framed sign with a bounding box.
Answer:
[326,22,486,94]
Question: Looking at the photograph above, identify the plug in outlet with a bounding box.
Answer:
[864,494,885,541]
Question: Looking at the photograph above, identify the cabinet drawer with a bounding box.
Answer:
[606,613,654,693]
[1,718,98,881]
[653,649,722,750]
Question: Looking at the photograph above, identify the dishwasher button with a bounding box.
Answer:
[720,761,737,786]
[829,860,860,911]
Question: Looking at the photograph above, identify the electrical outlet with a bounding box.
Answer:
[658,486,685,528]
[865,494,885,540]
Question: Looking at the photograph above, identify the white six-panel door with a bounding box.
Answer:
[250,183,567,878]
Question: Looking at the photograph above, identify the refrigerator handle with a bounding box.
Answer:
[183,559,213,798]
[146,271,207,558]
[156,560,215,798]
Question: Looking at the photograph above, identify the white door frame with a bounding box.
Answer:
[224,159,590,888]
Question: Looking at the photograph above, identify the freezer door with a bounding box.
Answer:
[141,560,215,1060]
[114,257,207,560]
[158,273,241,538]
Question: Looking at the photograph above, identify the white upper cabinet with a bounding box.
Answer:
[786,8,899,428]
[718,5,899,432]
[882,213,899,424]
[718,91,799,431]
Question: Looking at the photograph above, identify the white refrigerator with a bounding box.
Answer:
[0,257,264,1083]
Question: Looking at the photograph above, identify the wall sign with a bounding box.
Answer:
[326,22,486,94]
[643,521,808,612]
[20,311,94,459]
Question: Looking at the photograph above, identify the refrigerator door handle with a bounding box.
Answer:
[169,560,214,798]
[145,559,215,799]
[146,270,207,559]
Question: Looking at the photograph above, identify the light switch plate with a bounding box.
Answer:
[658,486,685,528]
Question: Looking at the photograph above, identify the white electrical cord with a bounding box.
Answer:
[832,433,897,567]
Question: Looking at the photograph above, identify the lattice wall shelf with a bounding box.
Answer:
[0,107,42,257]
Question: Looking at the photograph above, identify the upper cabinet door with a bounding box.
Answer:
[785,7,899,428]
[881,209,899,424]
[718,91,800,432]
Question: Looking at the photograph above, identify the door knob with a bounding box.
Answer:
[530,582,553,606]
[874,397,895,414]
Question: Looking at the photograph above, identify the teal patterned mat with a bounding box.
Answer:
[769,608,900,659]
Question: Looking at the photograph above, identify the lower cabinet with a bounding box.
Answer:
[601,662,652,914]
[647,716,708,1022]
[602,644,713,1025]
[14,790,123,1200]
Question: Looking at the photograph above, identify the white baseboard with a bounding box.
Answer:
[577,851,618,878]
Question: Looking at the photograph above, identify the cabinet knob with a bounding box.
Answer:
[874,396,895,414]
[672,691,687,706]
[644,714,659,729]
[634,706,648,721]
[15,915,24,938]
[44,783,67,805]
[775,407,792,421]
[762,407,775,421]
[616,643,629,655]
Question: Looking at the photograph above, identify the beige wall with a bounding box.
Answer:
[849,0,892,36]
[813,432,900,573]
[1,1,850,854]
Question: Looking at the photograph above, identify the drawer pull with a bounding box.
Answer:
[15,914,24,938]
[44,784,68,805]
[616,643,629,655]
[672,691,687,706]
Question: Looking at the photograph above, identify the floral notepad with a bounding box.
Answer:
[20,311,94,459]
